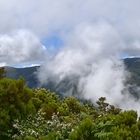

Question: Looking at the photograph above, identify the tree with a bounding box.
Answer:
[0,67,5,79]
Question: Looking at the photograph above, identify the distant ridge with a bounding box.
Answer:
[5,66,40,88]
[4,58,140,97]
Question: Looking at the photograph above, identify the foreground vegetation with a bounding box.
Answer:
[0,68,140,139]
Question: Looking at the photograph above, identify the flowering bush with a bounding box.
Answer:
[12,111,72,139]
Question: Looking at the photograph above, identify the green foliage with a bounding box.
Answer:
[0,78,36,139]
[96,97,121,115]
[0,77,140,139]
[115,110,137,126]
[0,67,6,79]
[69,118,94,140]
[64,96,82,114]
[69,118,114,140]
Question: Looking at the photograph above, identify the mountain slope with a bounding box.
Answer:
[5,66,39,87]
[124,58,140,86]
[4,58,140,97]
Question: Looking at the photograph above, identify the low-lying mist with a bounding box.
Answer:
[38,22,140,113]
[1,0,140,113]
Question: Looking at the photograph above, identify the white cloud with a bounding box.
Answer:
[38,21,140,113]
[1,0,140,112]
[0,0,139,37]
[0,30,45,65]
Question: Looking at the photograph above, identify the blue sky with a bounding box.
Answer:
[42,35,63,49]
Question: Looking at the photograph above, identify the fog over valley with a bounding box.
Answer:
[1,0,140,113]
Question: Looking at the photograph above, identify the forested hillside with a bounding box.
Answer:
[5,58,140,98]
[5,66,39,88]
[124,58,140,86]
[1,68,140,140]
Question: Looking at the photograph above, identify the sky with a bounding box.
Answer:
[1,0,140,112]
[0,0,140,66]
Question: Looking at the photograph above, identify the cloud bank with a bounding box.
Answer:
[0,0,140,38]
[0,30,45,66]
[38,21,140,113]
[1,0,140,112]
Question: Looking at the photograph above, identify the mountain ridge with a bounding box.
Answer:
[4,58,140,97]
